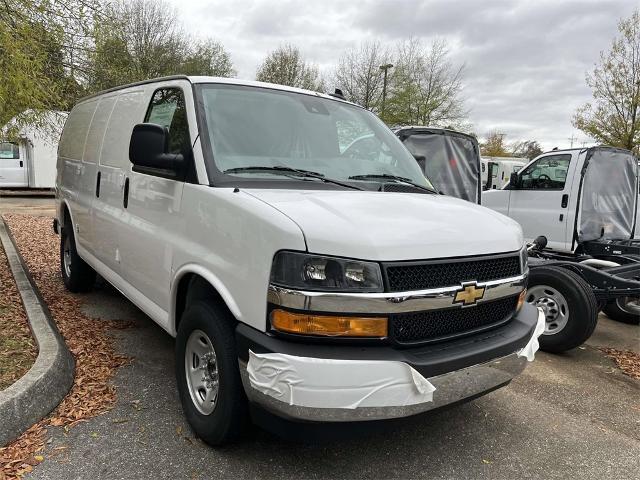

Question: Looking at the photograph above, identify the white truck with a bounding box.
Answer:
[0,111,66,189]
[483,147,640,325]
[398,128,640,351]
[482,157,527,191]
[55,76,544,445]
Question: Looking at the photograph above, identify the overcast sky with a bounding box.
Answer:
[166,0,637,150]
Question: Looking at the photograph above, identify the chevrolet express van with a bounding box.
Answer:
[56,76,543,445]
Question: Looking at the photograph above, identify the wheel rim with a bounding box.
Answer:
[63,234,72,279]
[185,329,219,415]
[616,296,640,316]
[527,285,570,335]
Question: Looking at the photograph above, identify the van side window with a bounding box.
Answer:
[518,154,571,190]
[0,142,19,159]
[145,88,191,155]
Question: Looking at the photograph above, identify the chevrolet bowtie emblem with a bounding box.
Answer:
[453,282,485,306]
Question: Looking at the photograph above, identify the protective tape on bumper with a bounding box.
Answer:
[517,307,546,362]
[246,350,436,409]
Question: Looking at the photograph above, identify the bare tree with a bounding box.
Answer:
[511,140,544,159]
[87,0,234,92]
[255,44,323,91]
[385,38,467,126]
[333,40,391,111]
[573,9,640,153]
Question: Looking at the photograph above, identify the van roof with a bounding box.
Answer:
[77,75,360,107]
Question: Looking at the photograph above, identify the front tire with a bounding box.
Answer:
[603,297,640,325]
[175,300,248,446]
[60,220,96,293]
[526,266,598,353]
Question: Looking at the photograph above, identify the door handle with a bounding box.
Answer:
[96,171,101,198]
[123,177,129,208]
[19,161,23,167]
[561,194,568,208]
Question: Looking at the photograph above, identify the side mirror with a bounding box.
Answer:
[508,172,519,189]
[129,123,184,176]
[413,154,426,172]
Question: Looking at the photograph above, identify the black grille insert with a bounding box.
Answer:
[385,254,521,292]
[390,295,519,345]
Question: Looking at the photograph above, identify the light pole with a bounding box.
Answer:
[379,63,394,119]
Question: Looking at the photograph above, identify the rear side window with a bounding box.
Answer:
[100,90,146,168]
[59,100,98,161]
[0,142,19,159]
[84,96,117,164]
[145,88,191,155]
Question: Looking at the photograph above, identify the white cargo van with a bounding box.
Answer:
[0,111,66,189]
[56,76,543,445]
[482,157,527,190]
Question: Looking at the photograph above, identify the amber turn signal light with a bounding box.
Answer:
[271,309,388,337]
[517,289,527,311]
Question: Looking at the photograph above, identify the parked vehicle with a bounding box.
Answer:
[484,147,640,327]
[397,127,640,348]
[394,126,481,203]
[55,76,543,445]
[482,157,527,190]
[0,111,66,189]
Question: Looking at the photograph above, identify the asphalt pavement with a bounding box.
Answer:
[25,278,639,480]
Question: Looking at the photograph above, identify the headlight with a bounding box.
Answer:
[520,245,529,273]
[270,251,384,292]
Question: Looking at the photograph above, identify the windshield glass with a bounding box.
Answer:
[401,132,479,202]
[199,84,433,189]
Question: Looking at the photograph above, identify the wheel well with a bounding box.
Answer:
[61,203,71,228]
[174,273,235,332]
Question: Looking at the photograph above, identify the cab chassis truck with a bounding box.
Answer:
[397,126,640,352]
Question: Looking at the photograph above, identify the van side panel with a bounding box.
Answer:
[90,89,147,272]
[57,99,99,247]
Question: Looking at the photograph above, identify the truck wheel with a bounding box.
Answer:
[603,297,640,325]
[526,266,598,353]
[60,220,96,293]
[175,300,248,445]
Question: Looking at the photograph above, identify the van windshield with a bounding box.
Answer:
[198,84,433,190]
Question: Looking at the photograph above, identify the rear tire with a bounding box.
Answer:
[175,300,248,446]
[60,220,96,293]
[526,266,598,353]
[603,297,640,325]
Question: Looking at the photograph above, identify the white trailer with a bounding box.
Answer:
[0,111,66,189]
[482,157,527,190]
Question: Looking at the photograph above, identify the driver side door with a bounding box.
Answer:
[508,153,576,251]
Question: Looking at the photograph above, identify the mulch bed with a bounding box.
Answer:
[599,347,640,380]
[0,236,37,391]
[0,215,131,480]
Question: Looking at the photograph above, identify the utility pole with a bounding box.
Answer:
[379,63,394,119]
[568,133,577,148]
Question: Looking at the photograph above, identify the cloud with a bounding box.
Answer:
[166,0,636,150]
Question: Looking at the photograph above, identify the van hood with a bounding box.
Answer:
[245,189,523,261]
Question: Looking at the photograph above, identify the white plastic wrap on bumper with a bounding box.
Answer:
[517,307,546,361]
[246,350,436,409]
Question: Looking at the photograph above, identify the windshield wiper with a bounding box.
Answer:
[224,166,363,190]
[347,174,437,193]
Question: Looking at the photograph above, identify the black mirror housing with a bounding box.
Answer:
[508,172,519,189]
[129,123,184,176]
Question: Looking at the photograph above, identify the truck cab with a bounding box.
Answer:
[482,148,638,253]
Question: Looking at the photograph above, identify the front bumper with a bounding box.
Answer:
[235,303,543,422]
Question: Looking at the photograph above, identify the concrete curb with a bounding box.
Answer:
[0,217,74,447]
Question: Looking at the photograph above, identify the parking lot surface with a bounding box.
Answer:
[3,200,639,479]
[30,282,640,480]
